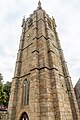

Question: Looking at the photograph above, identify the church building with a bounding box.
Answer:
[8,1,80,120]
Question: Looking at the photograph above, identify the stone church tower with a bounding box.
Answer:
[8,1,80,120]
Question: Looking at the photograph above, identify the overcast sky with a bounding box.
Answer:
[0,0,80,86]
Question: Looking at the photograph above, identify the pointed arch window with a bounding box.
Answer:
[23,79,30,105]
[20,112,29,120]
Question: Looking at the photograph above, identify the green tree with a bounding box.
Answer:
[0,81,3,93]
[0,73,3,82]
[0,73,5,106]
[0,73,11,107]
[3,81,11,106]
[0,88,6,106]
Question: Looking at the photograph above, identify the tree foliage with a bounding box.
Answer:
[3,81,11,106]
[0,73,3,82]
[0,73,11,107]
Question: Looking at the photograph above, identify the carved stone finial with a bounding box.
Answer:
[21,16,25,27]
[23,16,25,21]
[38,0,42,9]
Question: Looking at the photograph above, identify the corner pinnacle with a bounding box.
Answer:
[38,0,42,9]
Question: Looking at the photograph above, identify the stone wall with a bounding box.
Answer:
[0,110,8,120]
[74,79,80,111]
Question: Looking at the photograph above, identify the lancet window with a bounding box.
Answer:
[23,79,30,105]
